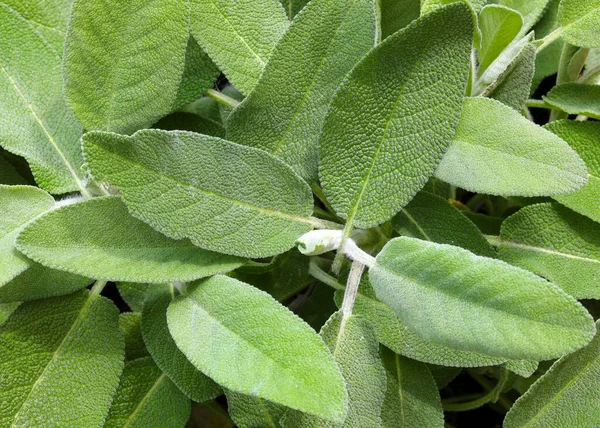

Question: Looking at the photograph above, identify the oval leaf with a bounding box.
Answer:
[558,0,600,48]
[477,5,523,76]
[543,83,600,119]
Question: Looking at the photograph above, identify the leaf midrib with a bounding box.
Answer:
[497,238,600,265]
[123,373,166,428]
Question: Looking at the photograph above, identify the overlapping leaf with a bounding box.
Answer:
[499,0,550,32]
[477,5,523,76]
[226,390,286,428]
[381,0,420,38]
[544,83,600,119]
[557,0,600,48]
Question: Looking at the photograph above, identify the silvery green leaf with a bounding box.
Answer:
[120,312,149,361]
[477,5,523,77]
[279,0,309,18]
[381,0,420,38]
[499,0,550,32]
[544,83,600,119]
[226,390,286,428]
[557,0,600,48]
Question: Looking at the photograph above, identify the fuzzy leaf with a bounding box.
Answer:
[83,130,314,258]
[141,286,221,403]
[227,0,378,182]
[64,0,189,134]
[504,320,600,427]
[105,356,191,428]
[546,120,600,223]
[118,283,148,313]
[0,302,18,325]
[0,289,124,427]
[120,312,149,361]
[153,112,225,138]
[0,2,85,194]
[421,0,485,14]
[369,237,596,360]
[380,348,444,428]
[189,0,289,94]
[496,203,600,299]
[505,359,539,378]
[477,5,523,76]
[434,97,588,196]
[226,390,286,428]
[279,0,310,18]
[499,0,550,32]
[167,275,347,422]
[381,0,421,38]
[557,0,600,48]
[319,3,472,228]
[544,83,600,119]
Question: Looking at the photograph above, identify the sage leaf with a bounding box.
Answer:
[64,0,189,134]
[120,312,149,361]
[83,130,314,258]
[557,0,600,48]
[167,275,347,422]
[319,3,472,228]
[0,288,124,427]
[495,203,600,300]
[105,356,191,428]
[118,283,148,313]
[16,196,244,283]
[0,3,85,194]
[141,286,221,403]
[434,97,588,196]
[0,302,18,325]
[505,359,539,378]
[227,0,378,182]
[369,237,597,360]
[189,0,289,94]
[504,320,600,428]
[280,0,309,18]
[499,0,550,32]
[477,5,523,77]
[0,153,27,185]
[421,0,485,15]
[281,313,386,427]
[226,390,286,428]
[381,0,420,38]
[543,83,600,119]
[546,120,600,223]
[380,347,444,428]
[392,191,495,257]
[153,112,225,138]
[531,0,564,91]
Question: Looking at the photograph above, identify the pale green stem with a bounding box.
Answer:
[485,235,502,247]
[206,89,240,109]
[536,27,564,54]
[524,99,553,109]
[332,221,355,274]
[89,280,108,297]
[308,261,345,291]
[340,260,364,319]
[308,217,343,230]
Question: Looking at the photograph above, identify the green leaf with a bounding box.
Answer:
[141,286,221,403]
[543,83,600,119]
[226,390,285,428]
[17,196,244,283]
[0,302,19,325]
[381,0,421,38]
[505,359,539,378]
[369,237,596,360]
[0,153,28,185]
[499,0,550,32]
[421,0,485,14]
[118,283,148,313]
[531,0,564,91]
[0,288,124,427]
[319,3,472,228]
[153,112,226,138]
[495,203,600,300]
[545,120,600,223]
[83,130,315,258]
[434,97,588,196]
[64,0,189,134]
[226,0,378,182]
[279,0,310,18]
[120,312,149,361]
[477,5,523,76]
[105,356,191,428]
[380,347,444,428]
[504,320,600,427]
[0,2,85,194]
[281,313,386,427]
[557,0,600,48]
[167,275,347,422]
[392,191,495,257]
[189,0,289,94]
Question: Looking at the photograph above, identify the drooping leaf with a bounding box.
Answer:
[381,0,420,38]
[281,313,386,427]
[319,3,472,229]
[167,275,347,422]
[118,283,148,313]
[227,0,378,182]
[380,347,444,428]
[369,236,596,360]
[505,359,539,378]
[499,0,550,32]
[543,83,600,119]
[279,0,310,18]
[434,97,588,196]
[392,191,495,257]
[557,0,600,48]
[83,130,315,258]
[428,365,462,389]
[545,120,600,223]
[495,203,600,300]
[0,288,124,427]
[0,2,86,194]
[141,286,221,403]
[120,312,149,361]
[17,196,244,283]
[226,390,286,428]
[477,5,523,76]
[105,356,191,428]
[189,0,289,94]
[64,0,189,134]
[504,320,600,427]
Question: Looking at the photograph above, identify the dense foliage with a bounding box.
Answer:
[1,0,599,426]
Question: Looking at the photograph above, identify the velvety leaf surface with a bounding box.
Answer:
[167,275,347,422]
[434,97,588,196]
[141,286,221,403]
[544,83,600,119]
[153,112,225,138]
[105,356,191,428]
[319,3,472,228]
[477,5,523,76]
[531,0,564,91]
[496,203,600,299]
[0,302,18,325]
[380,347,444,428]
[499,0,550,32]
[505,359,539,378]
[546,120,600,223]
[120,312,149,361]
[189,0,289,94]
[421,0,485,14]
[279,0,309,18]
[64,0,189,134]
[369,237,596,360]
[0,2,85,194]
[83,130,314,258]
[227,0,378,182]
[0,289,124,427]
[226,390,286,428]
[504,320,600,427]
[118,283,148,313]
[381,0,420,38]
[558,0,600,48]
